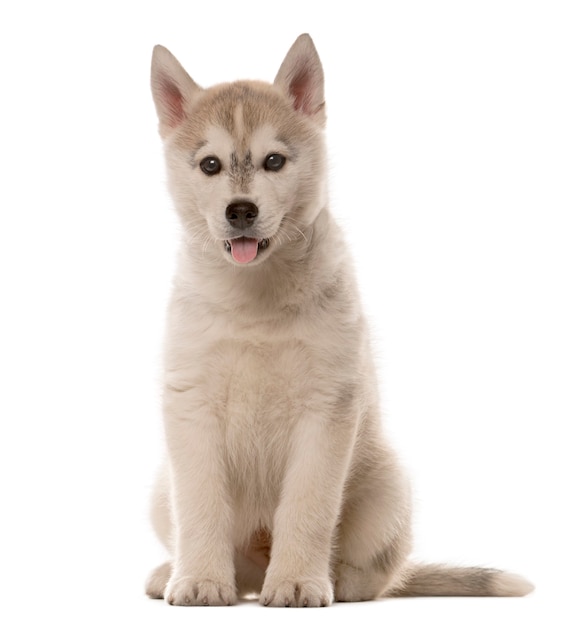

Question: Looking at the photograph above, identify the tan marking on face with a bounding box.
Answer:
[233,102,245,146]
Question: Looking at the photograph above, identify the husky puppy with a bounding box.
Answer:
[145,34,533,607]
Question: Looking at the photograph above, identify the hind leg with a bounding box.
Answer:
[334,449,412,601]
[145,464,173,599]
[146,561,172,599]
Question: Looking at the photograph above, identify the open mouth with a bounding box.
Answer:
[224,237,270,264]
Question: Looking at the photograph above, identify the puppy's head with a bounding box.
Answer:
[151,34,327,266]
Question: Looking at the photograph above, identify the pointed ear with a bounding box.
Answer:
[274,34,325,125]
[150,45,202,137]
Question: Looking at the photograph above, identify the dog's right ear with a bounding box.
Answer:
[151,45,202,137]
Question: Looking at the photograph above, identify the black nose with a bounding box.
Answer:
[225,202,258,230]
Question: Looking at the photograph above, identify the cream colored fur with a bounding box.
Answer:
[145,34,533,607]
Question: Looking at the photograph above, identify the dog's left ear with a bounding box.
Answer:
[274,34,325,125]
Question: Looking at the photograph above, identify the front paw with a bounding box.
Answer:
[165,576,237,606]
[260,578,333,607]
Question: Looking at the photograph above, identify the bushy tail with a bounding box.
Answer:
[389,563,534,597]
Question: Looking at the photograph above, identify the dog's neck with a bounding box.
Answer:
[176,207,343,317]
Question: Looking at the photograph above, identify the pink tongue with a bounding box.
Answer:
[230,237,259,264]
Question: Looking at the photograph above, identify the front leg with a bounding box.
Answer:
[163,388,237,606]
[260,408,357,607]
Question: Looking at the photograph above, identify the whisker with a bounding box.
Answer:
[280,215,309,244]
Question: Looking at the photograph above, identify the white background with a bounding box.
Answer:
[1,1,570,624]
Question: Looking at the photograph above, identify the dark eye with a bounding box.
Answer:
[200,156,221,176]
[264,153,286,172]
